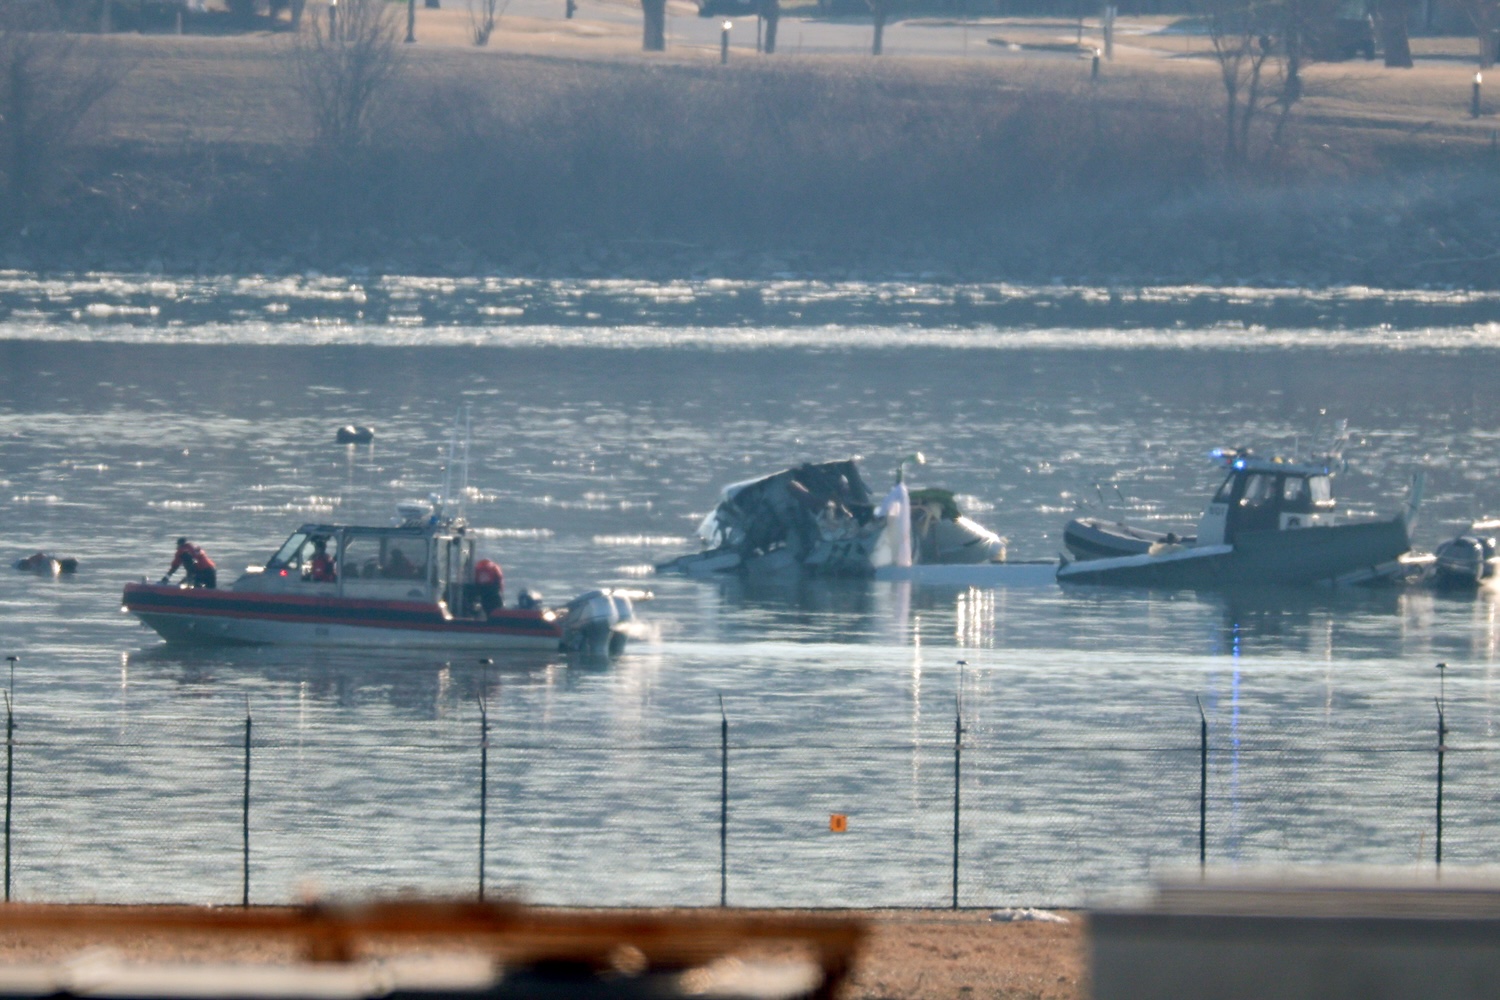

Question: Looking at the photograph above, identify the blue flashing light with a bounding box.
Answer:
[1233,459,1245,469]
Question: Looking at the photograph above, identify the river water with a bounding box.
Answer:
[3,273,1500,908]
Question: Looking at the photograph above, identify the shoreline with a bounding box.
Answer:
[9,28,1498,291]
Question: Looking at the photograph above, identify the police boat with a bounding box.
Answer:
[1057,446,1421,588]
[121,503,639,655]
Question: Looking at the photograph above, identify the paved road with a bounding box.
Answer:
[504,0,1118,62]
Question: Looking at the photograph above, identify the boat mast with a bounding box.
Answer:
[435,405,473,525]
[438,421,455,521]
[458,404,471,524]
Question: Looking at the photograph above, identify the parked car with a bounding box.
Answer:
[698,0,757,17]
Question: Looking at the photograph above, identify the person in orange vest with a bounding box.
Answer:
[162,537,217,589]
[308,538,337,583]
[474,558,504,614]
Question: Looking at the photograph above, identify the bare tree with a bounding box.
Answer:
[469,0,510,44]
[1202,0,1286,166]
[1376,0,1413,66]
[0,2,131,221]
[1455,0,1499,66]
[868,0,890,54]
[292,0,404,157]
[642,0,665,50]
[759,0,779,52]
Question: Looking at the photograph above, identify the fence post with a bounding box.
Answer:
[242,702,251,907]
[952,662,965,910]
[719,695,727,908]
[479,694,490,901]
[5,685,13,904]
[478,660,493,903]
[1436,662,1448,867]
[1197,697,1207,869]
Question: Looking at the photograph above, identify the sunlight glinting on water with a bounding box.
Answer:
[7,320,1500,351]
[5,276,1500,904]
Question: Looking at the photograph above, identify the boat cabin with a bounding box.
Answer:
[238,516,489,619]
[1196,449,1336,546]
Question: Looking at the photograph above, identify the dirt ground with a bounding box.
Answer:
[0,906,1086,1000]
[843,910,1084,1000]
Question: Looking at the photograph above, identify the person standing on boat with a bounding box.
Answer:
[309,538,337,583]
[162,537,216,589]
[385,547,418,578]
[474,558,504,614]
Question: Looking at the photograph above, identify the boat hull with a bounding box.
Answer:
[1056,517,1412,588]
[873,561,1059,586]
[122,582,567,650]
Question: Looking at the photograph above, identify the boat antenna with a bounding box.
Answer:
[896,452,925,485]
[438,410,460,520]
[1316,418,1350,472]
[458,403,472,524]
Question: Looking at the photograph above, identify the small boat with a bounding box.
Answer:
[1432,520,1500,588]
[1063,518,1195,561]
[122,504,638,655]
[656,457,1014,579]
[1057,445,1419,588]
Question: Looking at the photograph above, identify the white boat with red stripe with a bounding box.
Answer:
[122,506,640,655]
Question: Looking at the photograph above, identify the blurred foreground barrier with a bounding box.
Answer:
[0,899,866,1000]
[1091,869,1500,1000]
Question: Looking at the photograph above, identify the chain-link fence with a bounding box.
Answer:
[0,697,1487,907]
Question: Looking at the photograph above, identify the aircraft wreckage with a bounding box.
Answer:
[655,458,1025,579]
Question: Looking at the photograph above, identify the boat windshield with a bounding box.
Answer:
[266,532,308,570]
[1240,473,1275,505]
[342,532,430,581]
[1212,473,1236,504]
[1309,475,1332,503]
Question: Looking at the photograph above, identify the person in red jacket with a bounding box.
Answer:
[162,537,217,589]
[308,538,337,583]
[474,558,504,614]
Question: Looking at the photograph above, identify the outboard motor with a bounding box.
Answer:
[1435,535,1487,587]
[562,589,622,655]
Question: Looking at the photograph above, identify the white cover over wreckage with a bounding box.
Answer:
[872,481,913,569]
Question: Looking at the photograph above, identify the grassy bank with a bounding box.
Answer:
[16,26,1500,284]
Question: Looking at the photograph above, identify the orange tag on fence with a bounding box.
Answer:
[829,814,848,832]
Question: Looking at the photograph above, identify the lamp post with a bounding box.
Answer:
[329,0,338,40]
[406,0,416,43]
[1091,46,1101,81]
[721,19,731,64]
[1474,71,1483,118]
